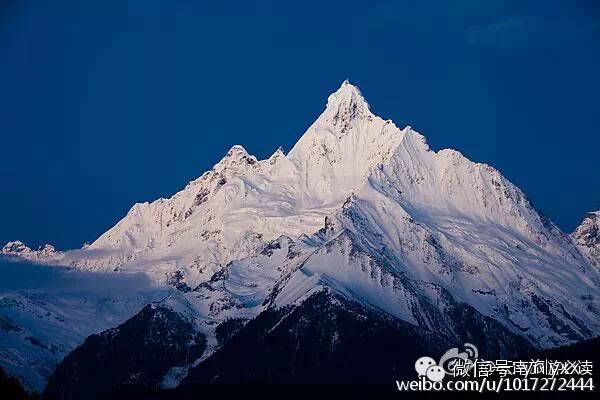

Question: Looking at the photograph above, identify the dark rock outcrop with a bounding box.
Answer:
[44,305,205,400]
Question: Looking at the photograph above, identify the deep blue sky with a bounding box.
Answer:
[1,0,598,250]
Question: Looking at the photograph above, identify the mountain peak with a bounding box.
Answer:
[572,209,600,266]
[573,209,600,245]
[268,146,285,164]
[212,145,258,175]
[225,144,249,158]
[2,240,28,254]
[1,240,59,260]
[326,80,369,112]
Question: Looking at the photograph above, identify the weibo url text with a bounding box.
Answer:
[396,376,595,392]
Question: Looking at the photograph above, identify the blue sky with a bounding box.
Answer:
[1,0,599,249]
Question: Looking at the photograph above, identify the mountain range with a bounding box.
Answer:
[1,81,599,396]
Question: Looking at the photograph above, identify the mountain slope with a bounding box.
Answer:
[45,289,532,395]
[0,261,166,392]
[307,134,600,348]
[43,300,205,400]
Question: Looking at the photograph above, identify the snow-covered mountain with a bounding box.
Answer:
[2,81,410,289]
[1,241,61,263]
[573,210,600,267]
[2,81,599,392]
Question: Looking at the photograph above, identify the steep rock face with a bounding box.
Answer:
[43,302,205,400]
[573,210,600,267]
